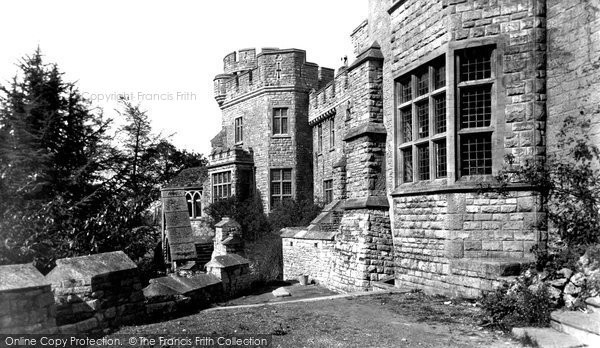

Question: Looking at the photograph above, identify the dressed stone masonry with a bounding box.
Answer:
[282,0,599,297]
[0,264,56,334]
[282,40,395,293]
[208,48,336,211]
[199,0,599,298]
[45,251,145,334]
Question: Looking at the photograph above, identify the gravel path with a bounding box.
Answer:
[115,291,524,348]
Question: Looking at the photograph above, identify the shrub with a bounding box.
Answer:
[204,195,271,241]
[496,114,600,265]
[245,233,283,282]
[481,274,552,331]
[268,199,323,232]
[482,115,599,323]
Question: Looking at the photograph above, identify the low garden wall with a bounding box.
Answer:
[282,228,336,285]
[282,208,395,293]
[206,254,256,298]
[143,273,222,317]
[0,264,56,334]
[45,251,145,334]
[1,217,276,334]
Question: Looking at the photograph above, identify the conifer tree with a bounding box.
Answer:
[0,49,111,270]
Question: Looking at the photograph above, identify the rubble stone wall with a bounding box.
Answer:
[328,208,394,292]
[283,208,394,293]
[0,264,56,334]
[282,238,335,284]
[46,252,145,334]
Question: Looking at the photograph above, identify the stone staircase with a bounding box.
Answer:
[195,243,214,268]
[512,297,600,347]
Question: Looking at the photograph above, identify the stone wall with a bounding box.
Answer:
[394,190,543,297]
[356,0,549,297]
[45,251,145,334]
[282,229,336,284]
[328,208,394,292]
[312,109,346,203]
[282,207,394,293]
[546,0,600,155]
[298,27,391,294]
[309,66,350,204]
[207,254,256,298]
[0,264,56,334]
[351,20,370,57]
[211,48,325,210]
[143,274,222,317]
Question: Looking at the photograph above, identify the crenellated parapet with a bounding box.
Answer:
[213,47,331,107]
[208,147,254,168]
[308,67,351,125]
[223,48,257,75]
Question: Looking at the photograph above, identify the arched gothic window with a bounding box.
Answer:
[186,192,193,217]
[185,190,203,218]
[193,191,202,218]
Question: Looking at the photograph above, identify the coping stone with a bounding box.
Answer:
[0,263,49,292]
[45,251,137,286]
[143,282,180,298]
[205,254,249,269]
[149,274,221,296]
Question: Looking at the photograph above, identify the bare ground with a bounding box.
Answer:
[114,290,525,348]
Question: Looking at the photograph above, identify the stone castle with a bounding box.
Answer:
[164,0,600,298]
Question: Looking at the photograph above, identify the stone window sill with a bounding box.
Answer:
[391,179,536,197]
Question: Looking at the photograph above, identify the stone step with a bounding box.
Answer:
[585,297,600,312]
[449,258,534,278]
[584,297,600,321]
[371,275,395,291]
[512,327,585,348]
[551,310,600,347]
[194,245,213,268]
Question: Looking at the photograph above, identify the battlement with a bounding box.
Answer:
[309,67,351,125]
[214,47,333,107]
[208,147,254,168]
[224,48,258,74]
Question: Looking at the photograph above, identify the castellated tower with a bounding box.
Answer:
[208,48,334,212]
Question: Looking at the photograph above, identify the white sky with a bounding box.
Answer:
[0,0,367,155]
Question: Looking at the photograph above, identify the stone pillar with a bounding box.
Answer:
[328,41,394,292]
[212,217,244,258]
[0,264,56,334]
[333,156,347,200]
